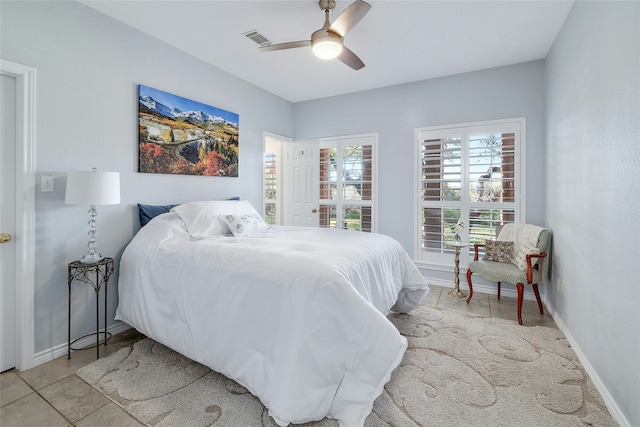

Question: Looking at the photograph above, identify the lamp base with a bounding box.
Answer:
[80,204,104,264]
[80,252,104,264]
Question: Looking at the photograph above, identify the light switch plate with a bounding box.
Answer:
[41,175,54,192]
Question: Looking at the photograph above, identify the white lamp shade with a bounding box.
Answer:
[65,170,120,205]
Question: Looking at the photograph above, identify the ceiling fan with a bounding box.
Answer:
[260,0,372,70]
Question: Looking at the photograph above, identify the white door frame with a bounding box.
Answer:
[1,59,36,371]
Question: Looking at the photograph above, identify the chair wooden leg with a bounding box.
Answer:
[516,283,524,325]
[532,284,544,314]
[497,282,501,300]
[466,270,474,303]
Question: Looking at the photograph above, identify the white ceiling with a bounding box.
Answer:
[80,0,574,103]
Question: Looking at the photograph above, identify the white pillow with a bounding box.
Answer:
[221,214,268,237]
[171,200,261,238]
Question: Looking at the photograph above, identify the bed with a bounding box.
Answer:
[116,200,429,426]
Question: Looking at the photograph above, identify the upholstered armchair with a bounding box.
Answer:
[466,224,551,325]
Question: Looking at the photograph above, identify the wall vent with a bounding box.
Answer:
[243,30,271,47]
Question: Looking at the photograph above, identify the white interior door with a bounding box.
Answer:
[0,60,36,371]
[0,73,17,372]
[284,141,318,227]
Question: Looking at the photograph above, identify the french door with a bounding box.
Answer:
[318,134,377,232]
[281,134,377,232]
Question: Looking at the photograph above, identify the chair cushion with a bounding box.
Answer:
[469,260,542,285]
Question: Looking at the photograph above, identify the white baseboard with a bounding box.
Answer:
[426,277,539,301]
[541,297,630,427]
[34,321,132,367]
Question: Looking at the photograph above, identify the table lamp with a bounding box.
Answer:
[65,168,120,263]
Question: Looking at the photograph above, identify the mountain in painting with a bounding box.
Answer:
[139,95,176,118]
[139,95,237,127]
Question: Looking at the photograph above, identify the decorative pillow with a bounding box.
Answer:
[138,204,177,227]
[482,239,514,263]
[171,200,260,238]
[221,214,268,237]
[138,197,240,227]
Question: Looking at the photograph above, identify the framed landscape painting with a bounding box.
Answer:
[138,84,239,176]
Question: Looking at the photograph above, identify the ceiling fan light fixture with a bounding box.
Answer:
[261,0,370,69]
[311,30,343,60]
[313,40,343,59]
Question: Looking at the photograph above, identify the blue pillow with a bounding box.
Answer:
[138,204,176,227]
[137,197,241,227]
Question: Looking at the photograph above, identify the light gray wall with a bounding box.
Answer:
[545,1,639,426]
[1,1,293,354]
[293,61,547,284]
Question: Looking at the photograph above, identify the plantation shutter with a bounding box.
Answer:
[415,119,524,267]
[420,137,462,253]
[264,138,282,225]
[319,135,376,232]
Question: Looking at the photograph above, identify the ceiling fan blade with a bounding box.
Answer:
[329,0,371,37]
[338,46,365,70]
[259,40,311,52]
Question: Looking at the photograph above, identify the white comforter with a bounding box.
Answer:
[116,212,429,426]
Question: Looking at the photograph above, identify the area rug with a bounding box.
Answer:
[77,305,617,427]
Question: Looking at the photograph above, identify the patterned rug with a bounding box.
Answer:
[77,305,617,426]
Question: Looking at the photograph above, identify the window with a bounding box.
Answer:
[264,136,283,225]
[319,135,377,232]
[414,118,524,267]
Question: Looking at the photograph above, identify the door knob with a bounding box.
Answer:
[0,233,11,244]
[311,208,317,213]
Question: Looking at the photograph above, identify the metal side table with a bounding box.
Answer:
[68,257,113,359]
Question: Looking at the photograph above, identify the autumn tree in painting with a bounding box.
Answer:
[139,142,173,174]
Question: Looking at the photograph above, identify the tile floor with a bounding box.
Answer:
[0,285,557,426]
